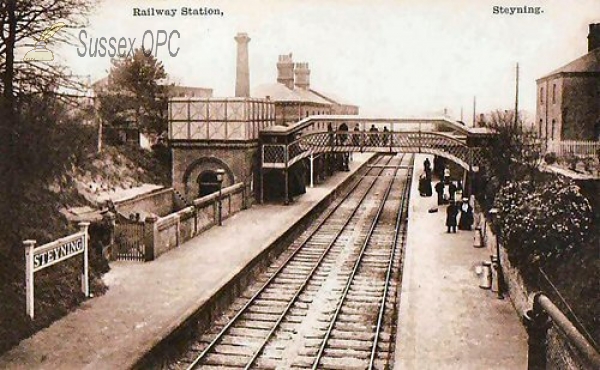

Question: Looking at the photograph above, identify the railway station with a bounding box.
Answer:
[1,28,598,370]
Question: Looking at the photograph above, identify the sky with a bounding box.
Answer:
[55,0,600,124]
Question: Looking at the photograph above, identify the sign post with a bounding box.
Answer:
[23,239,36,320]
[23,222,90,320]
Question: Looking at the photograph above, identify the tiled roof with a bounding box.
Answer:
[540,48,600,79]
[309,89,356,106]
[252,83,332,105]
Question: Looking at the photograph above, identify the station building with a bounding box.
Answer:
[536,23,600,141]
[169,34,359,204]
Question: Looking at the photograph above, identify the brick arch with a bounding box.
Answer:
[182,157,235,198]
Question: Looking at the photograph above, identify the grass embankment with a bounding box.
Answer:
[0,144,170,355]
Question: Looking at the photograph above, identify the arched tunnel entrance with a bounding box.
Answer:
[197,171,221,198]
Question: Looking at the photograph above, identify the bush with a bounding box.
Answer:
[544,152,557,165]
[494,179,593,268]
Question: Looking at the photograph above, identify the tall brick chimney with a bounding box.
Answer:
[234,32,250,97]
[588,23,600,52]
[294,62,310,90]
[277,54,294,89]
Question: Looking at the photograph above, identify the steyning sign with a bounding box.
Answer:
[23,222,91,319]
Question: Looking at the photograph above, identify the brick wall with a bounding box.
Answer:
[171,144,258,203]
[562,76,600,140]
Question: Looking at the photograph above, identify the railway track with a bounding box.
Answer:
[169,153,414,370]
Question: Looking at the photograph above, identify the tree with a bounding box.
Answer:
[0,0,93,239]
[0,0,92,100]
[478,109,543,206]
[98,48,170,138]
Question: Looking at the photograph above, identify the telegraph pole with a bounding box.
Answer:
[515,63,520,127]
[472,96,477,127]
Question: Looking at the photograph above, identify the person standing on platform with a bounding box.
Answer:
[446,200,459,233]
[435,180,445,205]
[449,181,458,202]
[339,123,349,169]
[424,158,432,179]
[419,174,427,196]
[423,174,432,196]
[458,197,474,230]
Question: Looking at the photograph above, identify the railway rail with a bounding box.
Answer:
[169,153,414,370]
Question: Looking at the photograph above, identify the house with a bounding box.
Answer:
[252,54,358,126]
[536,23,600,141]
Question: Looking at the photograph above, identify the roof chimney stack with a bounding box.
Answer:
[588,23,600,52]
[294,62,310,90]
[234,32,251,97]
[277,54,294,89]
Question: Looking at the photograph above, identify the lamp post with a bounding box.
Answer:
[215,169,225,226]
[488,207,504,299]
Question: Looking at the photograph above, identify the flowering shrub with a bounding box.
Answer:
[493,179,593,267]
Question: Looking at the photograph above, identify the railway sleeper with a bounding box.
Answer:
[227,326,271,338]
[326,337,375,350]
[237,319,279,330]
[213,343,258,357]
[203,353,252,367]
[330,327,376,340]
[323,346,371,359]
[243,312,282,322]
[315,355,370,370]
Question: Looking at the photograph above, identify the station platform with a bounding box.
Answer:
[394,154,528,369]
[0,154,375,370]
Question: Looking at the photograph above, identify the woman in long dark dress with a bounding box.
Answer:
[446,200,459,233]
[458,198,474,230]
[435,181,445,205]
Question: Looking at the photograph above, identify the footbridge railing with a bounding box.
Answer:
[260,115,491,170]
[262,130,484,170]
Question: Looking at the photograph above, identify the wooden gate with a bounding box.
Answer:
[114,219,146,261]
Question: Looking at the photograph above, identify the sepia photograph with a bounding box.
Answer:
[0,0,599,368]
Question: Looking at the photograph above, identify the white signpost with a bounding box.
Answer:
[23,222,90,319]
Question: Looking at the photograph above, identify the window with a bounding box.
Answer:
[539,119,543,137]
[540,87,544,105]
[552,84,556,104]
[551,119,556,140]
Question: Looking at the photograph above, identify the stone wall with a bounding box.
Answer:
[149,183,247,259]
[114,187,174,218]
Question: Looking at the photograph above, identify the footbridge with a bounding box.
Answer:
[261,115,491,169]
[259,115,493,202]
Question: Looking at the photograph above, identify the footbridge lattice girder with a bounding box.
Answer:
[262,131,483,170]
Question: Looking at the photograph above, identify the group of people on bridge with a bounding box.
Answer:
[328,123,392,148]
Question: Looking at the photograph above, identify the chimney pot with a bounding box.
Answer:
[294,62,310,90]
[588,23,600,52]
[277,53,294,89]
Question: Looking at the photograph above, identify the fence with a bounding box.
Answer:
[546,140,600,157]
